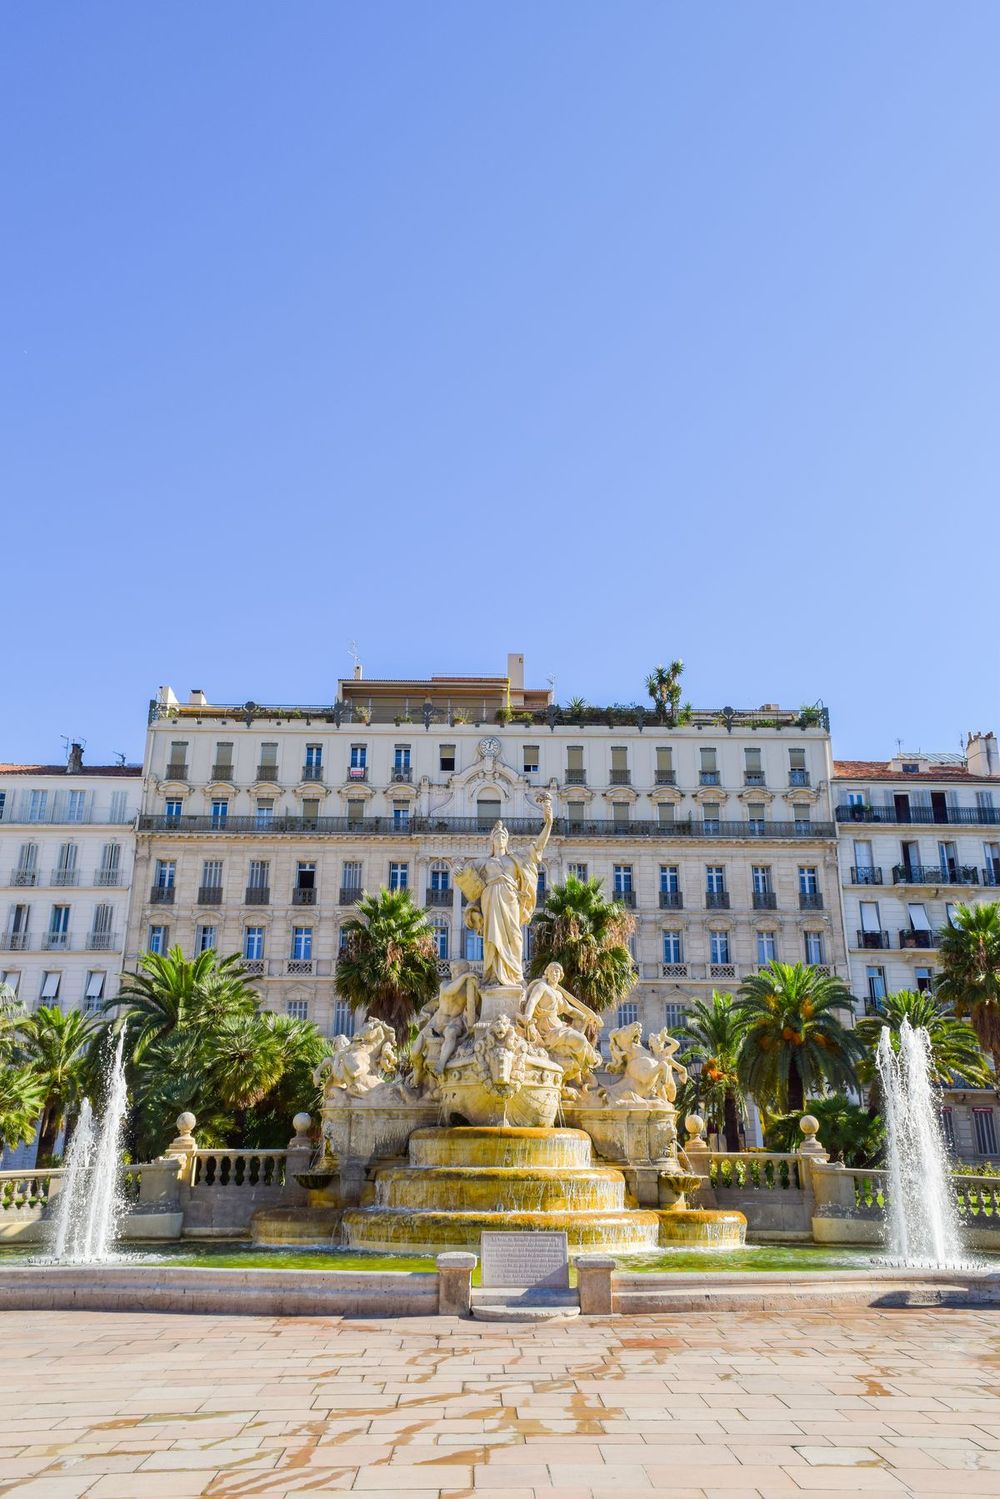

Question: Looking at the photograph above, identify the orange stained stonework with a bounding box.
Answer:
[1,1305,999,1497]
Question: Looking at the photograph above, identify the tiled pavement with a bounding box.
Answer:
[1,1307,999,1498]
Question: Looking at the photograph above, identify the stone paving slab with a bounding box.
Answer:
[0,1306,999,1496]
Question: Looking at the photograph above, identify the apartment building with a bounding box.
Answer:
[835,732,1000,1159]
[125,655,846,1039]
[0,746,140,1016]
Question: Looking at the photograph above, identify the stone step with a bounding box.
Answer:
[471,1287,581,1322]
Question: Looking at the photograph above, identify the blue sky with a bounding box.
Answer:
[3,4,998,766]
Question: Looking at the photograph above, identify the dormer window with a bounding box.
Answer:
[902,763,919,774]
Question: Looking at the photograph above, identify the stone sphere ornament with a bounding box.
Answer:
[684,1114,706,1140]
[292,1112,312,1135]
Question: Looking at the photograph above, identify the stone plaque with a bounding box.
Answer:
[480,1231,569,1289]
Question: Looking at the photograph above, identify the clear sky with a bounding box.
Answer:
[4,4,998,767]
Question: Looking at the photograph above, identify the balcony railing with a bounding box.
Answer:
[892,864,979,886]
[286,958,313,975]
[87,931,119,951]
[899,929,937,950]
[983,868,1000,887]
[292,888,317,906]
[705,891,730,909]
[245,886,270,904]
[789,769,811,786]
[752,891,777,909]
[95,868,125,886]
[565,769,587,785]
[390,767,413,783]
[615,889,637,908]
[857,929,891,950]
[11,869,37,886]
[347,766,368,782]
[138,813,836,840]
[744,772,766,786]
[799,892,824,910]
[50,869,79,886]
[655,769,676,785]
[339,886,362,906]
[165,764,188,781]
[609,769,631,786]
[211,763,234,782]
[243,958,266,976]
[850,866,883,885]
[1,931,29,950]
[426,887,452,907]
[699,770,720,785]
[255,765,280,781]
[837,803,1000,827]
[150,885,175,903]
[661,962,688,979]
[301,765,324,782]
[659,890,683,909]
[43,932,71,950]
[197,886,224,905]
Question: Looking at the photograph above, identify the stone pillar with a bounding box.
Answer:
[808,1160,856,1214]
[283,1113,314,1205]
[575,1254,615,1315]
[164,1112,198,1186]
[681,1113,717,1207]
[437,1252,476,1316]
[797,1114,829,1220]
[137,1157,185,1211]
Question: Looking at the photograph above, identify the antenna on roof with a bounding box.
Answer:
[348,639,363,681]
[60,736,87,761]
[895,737,903,757]
[547,673,556,700]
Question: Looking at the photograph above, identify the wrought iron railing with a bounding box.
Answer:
[138,813,836,840]
[837,804,1000,827]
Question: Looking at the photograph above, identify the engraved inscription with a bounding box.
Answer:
[480,1230,569,1289]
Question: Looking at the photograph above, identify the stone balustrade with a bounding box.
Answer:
[0,1169,65,1242]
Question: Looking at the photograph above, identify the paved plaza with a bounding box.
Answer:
[2,1306,1000,1498]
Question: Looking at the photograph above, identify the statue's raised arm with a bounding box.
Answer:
[530,790,554,862]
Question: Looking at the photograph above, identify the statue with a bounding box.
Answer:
[472,1014,531,1100]
[410,960,480,1093]
[314,1018,398,1098]
[452,791,553,988]
[521,962,601,1095]
[602,1023,688,1107]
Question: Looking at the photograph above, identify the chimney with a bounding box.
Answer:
[353,663,363,681]
[67,743,84,775]
[188,689,207,707]
[507,652,525,691]
[966,731,1000,779]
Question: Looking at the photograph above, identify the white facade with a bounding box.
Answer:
[126,671,845,1037]
[0,748,140,1015]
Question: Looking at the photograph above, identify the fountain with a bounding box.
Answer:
[255,788,744,1256]
[876,1018,964,1266]
[49,1031,128,1263]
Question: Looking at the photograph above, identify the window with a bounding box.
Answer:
[148,925,168,954]
[347,799,365,824]
[0,971,20,996]
[613,865,633,894]
[259,741,279,769]
[659,865,679,893]
[28,790,48,822]
[536,866,546,895]
[287,999,309,1021]
[798,866,818,894]
[567,803,584,828]
[333,1000,355,1037]
[393,802,410,828]
[710,931,730,964]
[853,840,874,877]
[702,803,720,833]
[915,967,934,993]
[429,861,449,892]
[804,931,825,964]
[432,921,449,959]
[699,747,718,781]
[111,790,130,823]
[393,744,411,771]
[41,971,61,1000]
[169,741,188,770]
[305,744,323,771]
[611,802,630,828]
[91,904,113,942]
[477,797,501,828]
[567,746,584,772]
[946,902,960,927]
[388,862,408,891]
[867,965,887,1003]
[847,791,866,809]
[663,1001,686,1030]
[662,931,683,963]
[244,927,265,960]
[611,746,628,782]
[757,931,777,964]
[657,802,675,826]
[197,925,216,953]
[291,927,313,960]
[523,745,539,774]
[338,924,350,951]
[973,1109,998,1156]
[907,902,931,932]
[706,866,725,893]
[202,859,223,890]
[616,1001,640,1028]
[464,928,484,961]
[747,803,766,834]
[49,906,70,939]
[793,807,811,833]
[789,747,808,784]
[85,971,105,1011]
[439,743,456,773]
[901,762,919,775]
[860,901,881,934]
[15,843,38,883]
[744,748,763,783]
[97,844,122,886]
[350,743,368,769]
[343,860,363,891]
[0,792,5,821]
[10,903,30,937]
[164,797,183,821]
[751,865,771,894]
[568,862,588,881]
[302,798,320,822]
[295,862,316,891]
[656,746,673,779]
[977,790,995,812]
[214,742,234,774]
[210,798,229,827]
[66,790,86,822]
[248,860,269,891]
[941,1107,955,1149]
[255,799,273,828]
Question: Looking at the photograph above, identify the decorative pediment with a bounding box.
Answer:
[648,786,683,805]
[559,786,594,807]
[736,786,775,806]
[692,786,729,807]
[337,782,374,803]
[601,786,638,805]
[782,787,820,806]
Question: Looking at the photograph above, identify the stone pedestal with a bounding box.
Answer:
[575,1254,615,1314]
[436,1252,476,1316]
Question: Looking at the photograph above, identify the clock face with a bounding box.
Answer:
[478,735,502,759]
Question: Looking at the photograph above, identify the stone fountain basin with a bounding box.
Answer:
[659,1173,703,1197]
[293,1172,340,1191]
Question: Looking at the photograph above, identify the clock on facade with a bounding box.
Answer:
[478,735,502,759]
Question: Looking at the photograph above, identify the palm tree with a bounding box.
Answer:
[644,660,689,724]
[336,888,439,1040]
[0,1066,46,1153]
[856,989,990,1111]
[16,1005,99,1165]
[734,961,864,1113]
[677,992,746,1151]
[528,875,636,1014]
[109,946,258,1061]
[935,902,1000,1070]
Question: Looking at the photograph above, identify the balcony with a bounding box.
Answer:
[87,931,119,951]
[709,962,737,981]
[286,958,314,975]
[850,866,883,885]
[899,928,937,950]
[609,769,631,786]
[837,803,1000,827]
[892,864,979,886]
[301,765,324,783]
[655,769,676,785]
[243,959,266,976]
[11,869,37,886]
[661,962,688,979]
[565,769,587,785]
[744,772,766,787]
[51,869,80,887]
[857,929,891,950]
[426,887,452,907]
[984,868,1000,887]
[789,769,811,787]
[245,886,270,904]
[2,931,29,950]
[347,766,369,782]
[705,891,730,909]
[390,767,413,784]
[165,763,188,781]
[752,891,777,910]
[197,886,224,905]
[211,763,235,782]
[150,885,175,903]
[255,765,280,782]
[339,886,362,906]
[95,869,125,887]
[292,888,317,906]
[43,932,71,950]
[615,889,637,908]
[699,770,720,785]
[137,812,837,840]
[799,892,824,910]
[659,890,683,909]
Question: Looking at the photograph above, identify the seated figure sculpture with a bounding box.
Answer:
[410,960,480,1095]
[521,961,602,1096]
[314,1017,398,1098]
[602,1022,687,1107]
